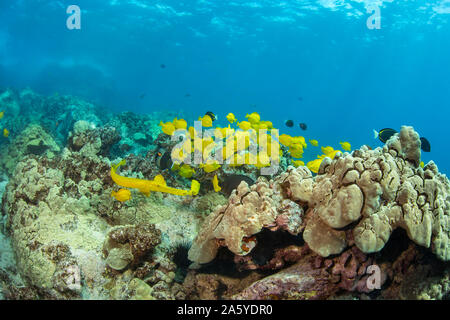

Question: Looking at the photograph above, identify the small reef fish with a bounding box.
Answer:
[155,150,173,170]
[159,121,176,135]
[212,174,221,192]
[0,111,4,119]
[238,121,251,131]
[178,164,195,178]
[420,137,431,152]
[3,128,9,138]
[373,128,397,143]
[111,160,200,196]
[111,189,132,202]
[173,118,187,130]
[299,123,307,131]
[226,113,237,124]
[200,161,221,173]
[292,160,305,168]
[205,111,217,121]
[309,139,319,147]
[279,134,293,147]
[160,64,166,69]
[340,141,351,151]
[321,146,341,159]
[307,158,323,174]
[374,128,431,152]
[285,120,294,128]
[245,112,260,124]
[198,114,213,127]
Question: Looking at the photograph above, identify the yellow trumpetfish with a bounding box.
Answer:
[111,160,199,196]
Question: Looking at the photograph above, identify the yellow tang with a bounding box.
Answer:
[3,128,9,138]
[173,118,187,130]
[238,121,251,131]
[292,160,305,168]
[307,158,323,173]
[246,112,260,124]
[199,115,213,127]
[0,111,4,119]
[178,164,195,178]
[309,139,318,147]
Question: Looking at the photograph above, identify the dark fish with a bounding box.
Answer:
[285,120,294,128]
[299,123,307,130]
[205,111,217,121]
[420,137,431,152]
[139,93,146,99]
[374,128,397,143]
[185,93,191,98]
[160,64,166,69]
[156,150,173,170]
[297,97,303,101]
[221,175,255,197]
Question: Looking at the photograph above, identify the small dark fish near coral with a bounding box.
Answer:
[221,174,255,197]
[205,111,217,121]
[299,123,307,130]
[285,120,294,128]
[374,128,431,152]
[139,93,146,100]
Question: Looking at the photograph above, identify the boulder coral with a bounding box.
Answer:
[188,178,305,264]
[189,126,450,265]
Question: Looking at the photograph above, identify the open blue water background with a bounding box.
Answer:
[0,0,449,172]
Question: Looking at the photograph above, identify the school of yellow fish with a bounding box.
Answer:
[0,111,9,138]
[159,111,352,180]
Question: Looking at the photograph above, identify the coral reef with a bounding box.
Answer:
[0,89,448,300]
[187,126,449,300]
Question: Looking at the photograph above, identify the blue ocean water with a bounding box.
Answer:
[0,0,449,173]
